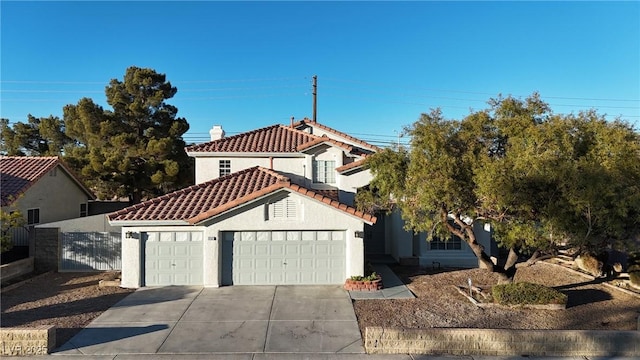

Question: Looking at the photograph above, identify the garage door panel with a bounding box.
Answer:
[255,244,270,256]
[285,244,299,255]
[144,232,203,286]
[222,230,346,285]
[270,244,285,256]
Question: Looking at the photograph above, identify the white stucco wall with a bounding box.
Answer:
[116,190,369,288]
[387,211,414,261]
[338,169,372,206]
[193,155,306,184]
[8,165,91,225]
[36,214,119,233]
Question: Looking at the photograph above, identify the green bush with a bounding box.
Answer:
[492,282,567,306]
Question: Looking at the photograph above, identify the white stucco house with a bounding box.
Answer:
[109,118,493,288]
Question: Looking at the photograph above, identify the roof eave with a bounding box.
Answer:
[188,184,288,225]
[108,220,191,227]
[187,151,305,157]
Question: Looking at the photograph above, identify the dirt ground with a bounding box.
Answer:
[1,272,134,347]
[1,263,639,350]
[354,261,640,331]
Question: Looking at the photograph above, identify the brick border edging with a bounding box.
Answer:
[344,278,383,291]
[364,327,640,356]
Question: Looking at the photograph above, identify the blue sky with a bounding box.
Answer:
[1,1,638,147]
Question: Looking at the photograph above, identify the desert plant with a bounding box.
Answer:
[492,282,568,306]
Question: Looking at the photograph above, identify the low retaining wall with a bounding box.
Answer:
[0,257,34,284]
[364,327,640,356]
[0,325,55,356]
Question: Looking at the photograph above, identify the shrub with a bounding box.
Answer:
[492,282,567,306]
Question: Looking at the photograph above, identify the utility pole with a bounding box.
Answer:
[312,75,317,123]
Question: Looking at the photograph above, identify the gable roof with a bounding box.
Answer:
[185,120,377,158]
[108,166,375,224]
[294,118,382,152]
[1,156,95,207]
[185,124,317,153]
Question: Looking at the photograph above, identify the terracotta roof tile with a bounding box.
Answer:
[296,135,354,153]
[186,125,318,153]
[0,156,95,206]
[108,167,375,224]
[336,158,368,173]
[294,118,382,152]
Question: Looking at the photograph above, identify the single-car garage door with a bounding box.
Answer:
[221,230,345,285]
[145,231,203,286]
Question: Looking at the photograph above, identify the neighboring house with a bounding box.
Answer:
[1,156,96,246]
[109,118,493,288]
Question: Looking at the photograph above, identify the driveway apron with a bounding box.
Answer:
[54,285,364,355]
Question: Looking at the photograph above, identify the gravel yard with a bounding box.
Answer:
[354,261,640,331]
[1,272,134,347]
[1,262,638,351]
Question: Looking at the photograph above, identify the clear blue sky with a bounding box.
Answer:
[1,1,639,147]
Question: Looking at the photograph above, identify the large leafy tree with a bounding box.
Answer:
[358,93,640,282]
[64,66,193,203]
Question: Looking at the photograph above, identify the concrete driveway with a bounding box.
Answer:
[55,285,364,355]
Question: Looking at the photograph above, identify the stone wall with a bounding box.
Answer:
[33,228,59,272]
[0,326,55,356]
[364,327,640,356]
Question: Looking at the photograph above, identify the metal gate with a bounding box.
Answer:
[60,232,122,271]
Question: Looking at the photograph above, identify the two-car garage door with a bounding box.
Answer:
[221,230,346,285]
[143,230,346,286]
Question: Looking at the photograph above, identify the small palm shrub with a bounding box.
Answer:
[492,282,567,306]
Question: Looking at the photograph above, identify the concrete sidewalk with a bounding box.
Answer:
[10,353,638,359]
[349,264,415,300]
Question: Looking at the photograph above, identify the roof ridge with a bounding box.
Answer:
[186,123,321,153]
[294,118,382,151]
[256,166,291,184]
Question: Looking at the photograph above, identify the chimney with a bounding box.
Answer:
[290,116,294,128]
[209,125,225,141]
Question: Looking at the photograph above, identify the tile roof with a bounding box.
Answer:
[336,158,368,174]
[108,166,375,224]
[294,118,382,152]
[185,125,317,153]
[0,156,95,206]
[296,135,355,153]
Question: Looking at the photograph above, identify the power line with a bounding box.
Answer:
[323,77,640,103]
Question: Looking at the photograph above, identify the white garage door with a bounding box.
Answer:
[145,231,203,286]
[221,230,345,285]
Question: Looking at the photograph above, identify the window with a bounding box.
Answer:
[313,160,335,184]
[49,168,57,177]
[80,203,88,217]
[219,160,231,177]
[27,208,40,225]
[430,234,462,250]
